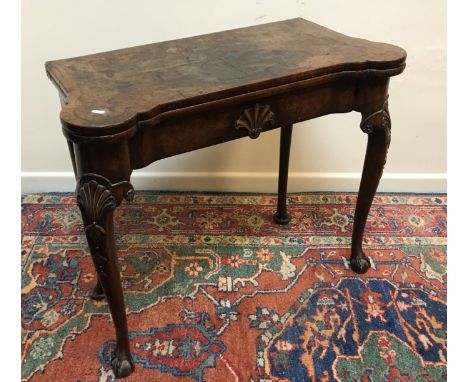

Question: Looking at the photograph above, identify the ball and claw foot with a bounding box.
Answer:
[112,351,134,379]
[349,250,371,274]
[273,212,291,225]
[89,283,106,301]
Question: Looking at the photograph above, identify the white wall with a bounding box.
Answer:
[21,0,446,193]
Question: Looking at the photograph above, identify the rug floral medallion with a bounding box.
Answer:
[21,192,447,381]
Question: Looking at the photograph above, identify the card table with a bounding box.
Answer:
[46,18,406,378]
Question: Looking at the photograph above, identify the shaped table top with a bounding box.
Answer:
[46,18,406,136]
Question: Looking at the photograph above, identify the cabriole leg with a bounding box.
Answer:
[76,174,134,378]
[350,95,391,274]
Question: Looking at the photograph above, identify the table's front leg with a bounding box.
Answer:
[350,95,391,273]
[76,174,134,378]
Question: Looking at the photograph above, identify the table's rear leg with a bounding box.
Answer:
[350,96,391,273]
[77,176,134,378]
[274,124,293,225]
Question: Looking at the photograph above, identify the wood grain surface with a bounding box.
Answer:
[46,18,405,135]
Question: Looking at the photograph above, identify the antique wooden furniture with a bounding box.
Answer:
[46,18,406,378]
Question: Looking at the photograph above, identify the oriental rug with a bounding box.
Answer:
[21,192,447,381]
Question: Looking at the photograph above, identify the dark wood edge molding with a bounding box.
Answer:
[62,123,138,144]
[60,65,405,142]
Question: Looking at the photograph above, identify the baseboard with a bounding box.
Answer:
[21,171,447,194]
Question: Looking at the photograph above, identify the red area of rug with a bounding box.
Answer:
[21,192,446,381]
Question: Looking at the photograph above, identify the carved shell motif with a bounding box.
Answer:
[77,180,116,279]
[359,95,392,170]
[77,180,116,223]
[235,103,275,139]
[359,95,391,135]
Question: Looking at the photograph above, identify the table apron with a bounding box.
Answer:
[129,77,358,168]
